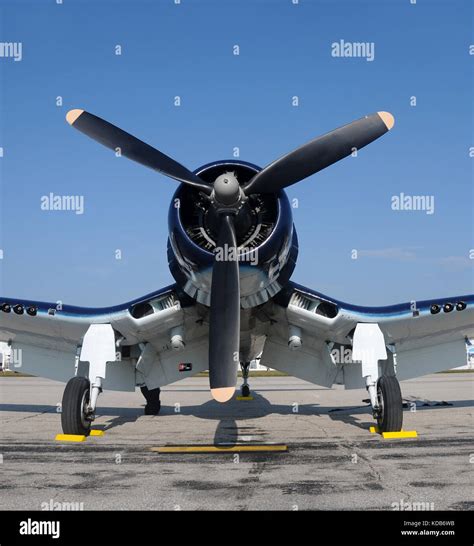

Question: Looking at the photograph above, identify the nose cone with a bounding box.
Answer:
[214,172,240,205]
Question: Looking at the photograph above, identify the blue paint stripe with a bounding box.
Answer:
[289,282,474,317]
[2,280,473,319]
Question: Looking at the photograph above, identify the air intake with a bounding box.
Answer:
[155,294,177,311]
[290,292,318,312]
[289,291,338,318]
[130,292,178,319]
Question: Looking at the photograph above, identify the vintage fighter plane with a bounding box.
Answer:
[1,110,472,436]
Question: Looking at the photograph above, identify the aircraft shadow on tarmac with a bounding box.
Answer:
[1,392,472,439]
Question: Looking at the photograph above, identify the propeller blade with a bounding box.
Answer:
[243,111,394,194]
[66,109,211,193]
[208,214,240,402]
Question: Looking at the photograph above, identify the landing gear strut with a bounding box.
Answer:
[61,376,94,435]
[352,323,403,433]
[60,323,117,435]
[240,362,251,397]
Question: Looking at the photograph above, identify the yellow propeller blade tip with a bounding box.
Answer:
[377,111,395,130]
[211,387,235,403]
[66,109,84,125]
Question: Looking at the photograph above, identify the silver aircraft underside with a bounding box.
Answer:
[1,283,472,393]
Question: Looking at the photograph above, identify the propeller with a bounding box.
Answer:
[66,108,394,402]
[66,109,211,194]
[208,213,240,402]
[243,112,394,194]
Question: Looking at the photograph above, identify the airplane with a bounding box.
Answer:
[1,109,472,437]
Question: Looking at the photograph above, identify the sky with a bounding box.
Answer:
[0,0,472,307]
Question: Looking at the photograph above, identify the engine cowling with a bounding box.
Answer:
[167,160,298,308]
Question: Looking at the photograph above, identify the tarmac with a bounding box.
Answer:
[0,373,472,510]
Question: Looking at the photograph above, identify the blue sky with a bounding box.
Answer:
[0,0,472,307]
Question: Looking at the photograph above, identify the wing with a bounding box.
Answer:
[0,285,209,390]
[260,281,474,389]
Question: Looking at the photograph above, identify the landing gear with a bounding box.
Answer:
[61,376,94,435]
[374,375,403,432]
[240,362,251,397]
[141,386,161,415]
[61,323,116,435]
[352,322,403,433]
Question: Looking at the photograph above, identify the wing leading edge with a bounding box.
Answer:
[261,282,474,388]
[0,284,199,388]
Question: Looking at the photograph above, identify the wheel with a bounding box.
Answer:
[241,384,250,397]
[141,386,161,415]
[376,375,403,432]
[61,376,92,435]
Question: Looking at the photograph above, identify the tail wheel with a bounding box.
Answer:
[376,375,403,432]
[61,376,92,435]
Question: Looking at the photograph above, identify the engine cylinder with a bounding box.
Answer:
[167,160,298,308]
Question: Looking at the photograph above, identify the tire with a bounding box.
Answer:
[141,386,161,415]
[241,385,250,397]
[61,376,92,435]
[376,375,403,432]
